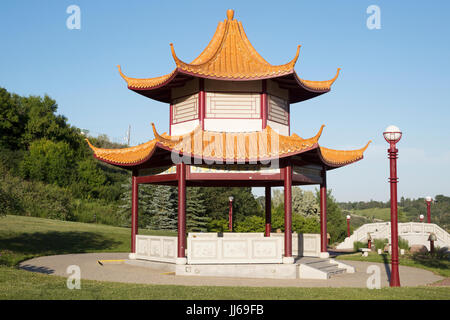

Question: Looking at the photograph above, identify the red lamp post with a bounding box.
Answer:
[346,215,351,237]
[383,125,402,287]
[425,196,432,223]
[228,196,234,232]
[428,233,436,254]
[419,214,424,223]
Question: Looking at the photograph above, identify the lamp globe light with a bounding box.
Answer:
[383,125,402,143]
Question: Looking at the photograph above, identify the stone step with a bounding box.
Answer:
[296,257,348,279]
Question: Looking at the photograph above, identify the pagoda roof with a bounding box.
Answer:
[86,124,371,170]
[117,10,340,104]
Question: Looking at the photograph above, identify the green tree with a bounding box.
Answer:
[186,187,210,232]
[118,178,155,228]
[318,189,348,244]
[20,95,83,154]
[20,139,76,187]
[200,187,262,221]
[148,185,178,231]
[0,88,26,149]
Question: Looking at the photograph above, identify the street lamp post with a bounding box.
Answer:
[228,196,234,232]
[428,233,436,254]
[425,196,432,223]
[383,125,402,287]
[346,215,351,237]
[419,214,424,223]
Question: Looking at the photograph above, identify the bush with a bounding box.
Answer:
[373,238,389,250]
[398,237,410,251]
[234,215,265,233]
[353,241,366,252]
[207,219,229,232]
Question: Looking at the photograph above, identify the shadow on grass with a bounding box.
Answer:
[0,231,121,257]
[411,251,449,270]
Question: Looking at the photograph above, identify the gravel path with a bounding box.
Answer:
[19,252,444,288]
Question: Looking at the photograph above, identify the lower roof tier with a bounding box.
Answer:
[86,124,371,171]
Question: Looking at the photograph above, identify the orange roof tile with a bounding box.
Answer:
[117,9,340,92]
[319,142,371,166]
[86,124,370,168]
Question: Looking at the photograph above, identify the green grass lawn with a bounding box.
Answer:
[1,215,449,300]
[0,215,175,266]
[336,251,450,278]
[349,207,407,223]
[1,266,449,300]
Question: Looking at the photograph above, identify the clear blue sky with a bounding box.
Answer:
[1,1,449,202]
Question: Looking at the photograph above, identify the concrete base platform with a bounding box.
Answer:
[176,263,298,279]
[125,257,355,280]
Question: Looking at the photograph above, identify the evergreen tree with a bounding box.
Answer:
[186,187,210,232]
[118,178,155,228]
[148,185,178,231]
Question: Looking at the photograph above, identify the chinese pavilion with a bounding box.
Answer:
[87,10,370,267]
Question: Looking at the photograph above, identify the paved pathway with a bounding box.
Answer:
[19,253,445,288]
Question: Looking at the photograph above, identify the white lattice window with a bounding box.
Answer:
[268,95,288,125]
[206,93,261,119]
[172,93,199,124]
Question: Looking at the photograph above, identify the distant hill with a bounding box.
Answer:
[338,196,450,233]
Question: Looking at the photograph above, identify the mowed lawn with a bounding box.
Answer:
[0,215,449,300]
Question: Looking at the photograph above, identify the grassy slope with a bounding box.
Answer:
[0,265,449,300]
[349,207,407,222]
[337,252,450,278]
[0,215,449,300]
[0,215,175,266]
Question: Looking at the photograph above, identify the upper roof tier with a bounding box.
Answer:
[118,9,341,104]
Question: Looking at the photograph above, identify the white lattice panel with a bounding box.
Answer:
[172,94,198,123]
[268,95,289,125]
[206,93,260,119]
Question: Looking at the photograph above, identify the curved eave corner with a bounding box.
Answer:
[318,140,372,169]
[295,68,341,92]
[117,65,178,91]
[85,138,159,167]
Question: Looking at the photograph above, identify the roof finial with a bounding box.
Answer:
[227,9,234,20]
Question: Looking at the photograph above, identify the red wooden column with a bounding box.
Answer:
[131,169,139,255]
[199,78,206,130]
[319,168,329,257]
[265,186,271,237]
[177,162,187,264]
[261,80,268,129]
[283,164,293,263]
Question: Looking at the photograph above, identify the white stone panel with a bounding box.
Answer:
[171,119,200,135]
[266,120,289,135]
[135,235,177,263]
[204,118,262,132]
[187,236,283,264]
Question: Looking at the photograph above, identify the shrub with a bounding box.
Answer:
[398,237,410,251]
[353,241,366,252]
[373,238,389,250]
[234,215,265,233]
[207,219,229,232]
